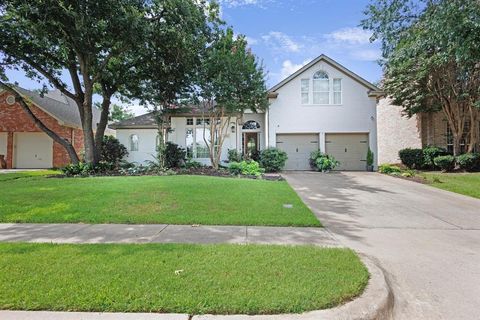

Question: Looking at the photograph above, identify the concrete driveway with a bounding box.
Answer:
[284,172,480,320]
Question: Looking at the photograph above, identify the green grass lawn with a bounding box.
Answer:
[422,172,480,199]
[0,170,60,182]
[0,243,368,314]
[0,173,320,226]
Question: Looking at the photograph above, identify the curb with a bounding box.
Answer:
[192,255,394,320]
[0,256,393,320]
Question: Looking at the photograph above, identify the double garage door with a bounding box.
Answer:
[276,133,368,171]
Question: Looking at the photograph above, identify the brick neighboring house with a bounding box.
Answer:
[377,98,480,164]
[0,87,101,169]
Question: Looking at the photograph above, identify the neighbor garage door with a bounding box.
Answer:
[325,133,368,171]
[14,132,53,169]
[276,134,319,170]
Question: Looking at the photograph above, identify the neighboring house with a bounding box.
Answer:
[377,98,480,164]
[111,54,383,171]
[0,87,101,169]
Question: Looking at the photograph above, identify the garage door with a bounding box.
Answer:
[325,133,368,171]
[14,133,53,169]
[0,133,7,158]
[276,134,319,170]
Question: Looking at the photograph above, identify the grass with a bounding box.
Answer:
[0,170,60,182]
[0,243,368,314]
[421,172,480,199]
[0,173,320,226]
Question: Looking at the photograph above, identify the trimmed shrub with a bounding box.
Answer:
[433,155,456,172]
[184,159,204,169]
[259,147,288,172]
[399,148,423,169]
[163,142,186,168]
[309,150,339,172]
[378,164,402,174]
[228,160,265,177]
[456,153,480,172]
[101,135,128,165]
[227,149,243,163]
[423,146,448,169]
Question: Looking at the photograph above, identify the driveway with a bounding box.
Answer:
[284,172,480,320]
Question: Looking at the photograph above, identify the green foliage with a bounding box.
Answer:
[259,148,288,173]
[423,146,448,169]
[163,142,186,169]
[227,149,243,163]
[433,155,456,172]
[309,151,339,172]
[62,162,116,177]
[100,136,128,165]
[109,104,135,122]
[399,148,423,169]
[366,148,374,166]
[228,160,265,177]
[378,164,402,174]
[456,153,480,172]
[184,159,204,169]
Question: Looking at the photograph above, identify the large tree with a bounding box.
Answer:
[191,28,268,169]
[362,0,480,155]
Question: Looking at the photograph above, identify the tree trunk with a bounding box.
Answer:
[94,93,113,162]
[81,84,98,165]
[0,82,80,164]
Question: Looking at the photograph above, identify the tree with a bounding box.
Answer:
[191,28,268,169]
[362,0,480,155]
[95,102,134,122]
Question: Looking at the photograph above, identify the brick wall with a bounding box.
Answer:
[0,91,84,168]
[377,98,423,164]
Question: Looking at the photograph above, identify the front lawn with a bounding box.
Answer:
[0,174,320,226]
[0,243,368,314]
[0,170,60,182]
[422,172,480,199]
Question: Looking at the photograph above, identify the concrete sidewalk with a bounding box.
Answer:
[0,223,339,246]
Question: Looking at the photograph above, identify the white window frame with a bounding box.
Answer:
[129,134,139,152]
[185,117,215,159]
[333,78,342,105]
[301,79,309,104]
[312,71,330,105]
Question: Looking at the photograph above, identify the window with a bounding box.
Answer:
[129,134,139,151]
[185,118,216,159]
[446,121,470,154]
[333,79,342,104]
[196,118,210,126]
[195,128,210,158]
[242,120,261,130]
[301,79,309,104]
[186,128,194,157]
[313,71,329,104]
[186,118,193,126]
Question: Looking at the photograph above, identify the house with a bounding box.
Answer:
[377,98,480,164]
[111,54,383,171]
[0,87,101,169]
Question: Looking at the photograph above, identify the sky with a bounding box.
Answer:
[6,0,383,115]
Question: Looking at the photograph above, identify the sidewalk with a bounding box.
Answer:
[0,223,339,246]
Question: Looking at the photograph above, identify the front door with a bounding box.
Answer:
[243,132,258,159]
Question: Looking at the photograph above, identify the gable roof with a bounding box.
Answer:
[1,87,101,129]
[109,112,157,129]
[268,54,382,95]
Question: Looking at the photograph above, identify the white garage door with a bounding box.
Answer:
[276,134,319,170]
[14,133,53,169]
[0,133,7,157]
[325,133,368,171]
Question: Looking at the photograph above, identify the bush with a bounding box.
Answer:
[309,150,339,172]
[456,153,480,172]
[259,148,288,172]
[399,148,423,169]
[184,159,204,169]
[101,136,128,165]
[366,148,374,167]
[228,160,265,177]
[62,161,116,176]
[227,149,243,163]
[378,164,402,174]
[423,146,448,169]
[433,155,456,172]
[163,142,186,168]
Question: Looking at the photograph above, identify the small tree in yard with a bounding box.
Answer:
[362,0,480,155]
[192,28,268,169]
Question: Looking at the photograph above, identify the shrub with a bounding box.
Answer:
[228,160,265,177]
[378,163,402,174]
[101,136,128,165]
[184,159,204,169]
[399,148,423,169]
[433,155,456,172]
[259,147,288,172]
[366,148,374,167]
[163,142,186,168]
[456,153,480,172]
[250,149,261,162]
[227,149,243,163]
[423,146,448,169]
[62,162,95,176]
[309,150,339,172]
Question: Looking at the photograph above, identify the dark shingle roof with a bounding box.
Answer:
[109,112,157,129]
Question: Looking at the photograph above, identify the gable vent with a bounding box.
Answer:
[6,95,15,105]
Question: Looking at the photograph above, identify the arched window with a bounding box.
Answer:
[313,71,329,104]
[242,120,261,130]
[129,134,139,151]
